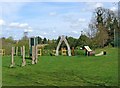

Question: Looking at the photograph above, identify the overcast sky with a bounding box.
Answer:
[0,1,118,40]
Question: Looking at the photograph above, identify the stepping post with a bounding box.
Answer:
[10,47,15,67]
[32,46,35,64]
[71,47,75,56]
[20,47,23,56]
[21,46,26,67]
[35,46,38,64]
[16,47,18,56]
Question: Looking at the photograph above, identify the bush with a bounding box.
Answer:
[74,49,85,56]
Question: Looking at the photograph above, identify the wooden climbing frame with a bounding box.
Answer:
[61,48,67,56]
[37,49,42,56]
[36,45,42,56]
[0,49,5,56]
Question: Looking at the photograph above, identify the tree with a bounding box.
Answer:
[7,36,14,41]
[87,7,118,48]
[67,36,77,48]
[95,23,108,47]
[2,36,15,55]
[42,38,47,44]
[94,7,109,47]
[18,37,29,55]
[76,34,91,47]
[56,36,61,44]
[37,36,42,44]
[103,9,119,47]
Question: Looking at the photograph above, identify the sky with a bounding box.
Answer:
[0,1,118,40]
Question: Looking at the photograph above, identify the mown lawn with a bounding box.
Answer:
[2,48,118,86]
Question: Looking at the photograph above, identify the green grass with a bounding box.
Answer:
[2,48,118,86]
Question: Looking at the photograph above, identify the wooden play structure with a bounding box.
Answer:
[83,46,95,56]
[95,51,106,56]
[35,44,48,56]
[29,37,39,56]
[31,46,38,64]
[10,47,15,67]
[10,46,27,67]
[71,47,75,56]
[61,48,67,56]
[52,50,56,55]
[15,47,18,56]
[29,37,41,64]
[37,48,42,56]
[9,35,77,67]
[0,49,5,56]
[56,35,71,56]
[10,37,41,67]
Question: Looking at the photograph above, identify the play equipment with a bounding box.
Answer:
[10,45,38,67]
[61,48,67,56]
[10,46,26,67]
[50,50,56,56]
[52,50,56,54]
[83,46,95,56]
[35,44,48,56]
[10,47,15,67]
[27,37,40,64]
[21,46,26,66]
[0,49,5,56]
[31,46,38,64]
[71,47,75,56]
[95,51,106,56]
[29,37,39,56]
[10,37,40,67]
[36,45,42,56]
[15,47,18,56]
[37,48,42,56]
[56,35,71,56]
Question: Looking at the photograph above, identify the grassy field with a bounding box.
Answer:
[2,47,118,86]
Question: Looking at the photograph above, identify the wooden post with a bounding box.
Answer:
[32,46,35,64]
[20,47,23,56]
[10,47,15,67]
[35,46,38,64]
[71,47,75,56]
[16,47,18,56]
[22,46,26,66]
[61,48,63,55]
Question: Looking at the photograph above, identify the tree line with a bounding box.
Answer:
[1,7,119,55]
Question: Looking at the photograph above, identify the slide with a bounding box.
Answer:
[84,46,92,52]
